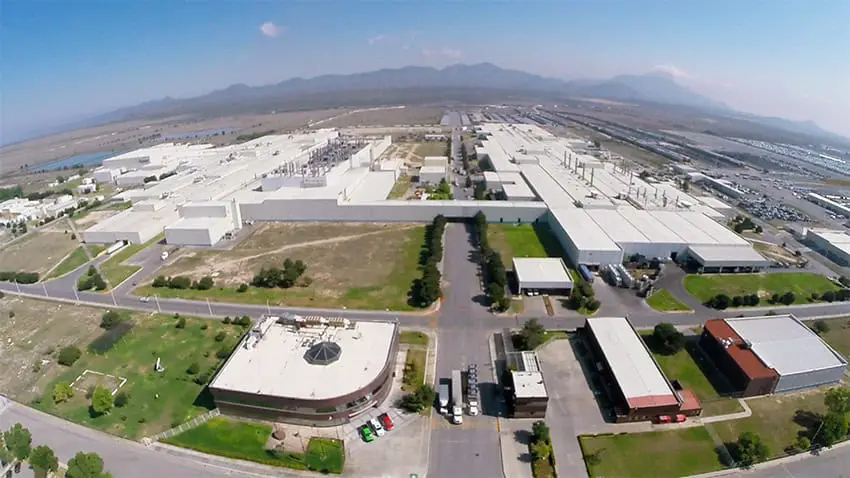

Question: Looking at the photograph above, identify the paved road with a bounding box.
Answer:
[428,222,505,478]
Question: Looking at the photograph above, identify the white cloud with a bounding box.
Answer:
[421,47,462,60]
[368,34,386,45]
[259,22,284,38]
[651,64,692,79]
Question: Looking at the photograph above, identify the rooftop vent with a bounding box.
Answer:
[304,341,342,366]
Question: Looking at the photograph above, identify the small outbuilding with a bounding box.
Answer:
[512,257,574,295]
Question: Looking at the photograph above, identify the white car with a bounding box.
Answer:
[139,296,151,303]
[368,418,386,437]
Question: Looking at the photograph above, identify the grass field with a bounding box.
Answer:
[399,330,429,347]
[646,289,693,312]
[163,418,309,470]
[641,334,743,416]
[0,230,80,275]
[414,142,449,159]
[387,175,413,199]
[35,314,233,439]
[707,390,831,460]
[817,317,850,359]
[579,427,724,478]
[487,223,567,263]
[47,244,106,279]
[100,234,163,288]
[0,297,108,402]
[135,223,426,311]
[402,349,427,392]
[683,272,840,305]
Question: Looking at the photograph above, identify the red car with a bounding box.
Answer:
[379,413,394,431]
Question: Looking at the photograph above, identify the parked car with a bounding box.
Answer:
[358,424,374,442]
[368,418,386,437]
[379,413,394,431]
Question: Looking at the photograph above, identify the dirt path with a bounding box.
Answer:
[206,224,420,272]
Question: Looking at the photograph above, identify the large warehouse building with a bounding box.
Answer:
[209,315,399,426]
[700,315,847,397]
[805,228,850,266]
[583,317,702,422]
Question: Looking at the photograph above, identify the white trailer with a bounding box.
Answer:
[438,380,450,415]
[451,369,463,424]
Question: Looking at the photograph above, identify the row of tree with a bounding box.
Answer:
[473,212,511,311]
[251,258,308,289]
[152,275,214,291]
[0,423,112,477]
[704,293,761,310]
[565,280,600,312]
[77,266,107,291]
[0,271,39,284]
[529,421,557,472]
[706,288,850,310]
[411,216,446,307]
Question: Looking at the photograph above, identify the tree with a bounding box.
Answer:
[238,316,252,327]
[652,322,685,354]
[708,293,730,310]
[100,310,121,329]
[237,283,248,293]
[3,423,32,465]
[531,420,551,444]
[29,445,59,477]
[748,294,760,306]
[52,382,75,403]
[400,392,424,413]
[780,291,796,305]
[222,316,231,324]
[196,276,214,290]
[496,296,511,311]
[175,317,186,329]
[821,290,836,303]
[736,431,769,467]
[517,319,546,351]
[824,387,850,414]
[186,362,200,375]
[66,451,111,478]
[91,387,114,415]
[818,411,849,447]
[152,275,168,288]
[214,331,227,342]
[812,320,831,335]
[585,298,601,311]
[58,346,82,366]
[732,295,743,307]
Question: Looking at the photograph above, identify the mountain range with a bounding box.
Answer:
[89,63,843,142]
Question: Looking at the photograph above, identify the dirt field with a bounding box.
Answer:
[313,107,443,129]
[139,222,425,310]
[0,230,80,274]
[0,296,106,401]
[72,209,124,229]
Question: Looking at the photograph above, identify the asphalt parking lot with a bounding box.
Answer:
[537,337,608,478]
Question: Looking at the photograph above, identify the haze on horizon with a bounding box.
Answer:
[1,0,848,144]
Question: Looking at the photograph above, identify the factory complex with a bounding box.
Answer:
[209,314,399,426]
[700,315,847,397]
[805,228,850,266]
[79,123,765,273]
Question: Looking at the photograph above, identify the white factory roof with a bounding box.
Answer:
[502,179,537,200]
[809,229,850,245]
[587,209,650,244]
[617,208,685,245]
[511,371,548,399]
[84,206,177,232]
[483,171,501,184]
[211,319,397,400]
[695,195,732,210]
[725,315,847,375]
[519,164,576,209]
[586,317,678,407]
[512,258,574,286]
[549,208,621,253]
[419,165,447,174]
[678,211,749,245]
[649,211,722,245]
[687,245,770,266]
[347,171,396,203]
[165,216,232,231]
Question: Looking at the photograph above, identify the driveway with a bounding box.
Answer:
[537,338,608,478]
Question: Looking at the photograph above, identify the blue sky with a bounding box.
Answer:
[2,0,848,144]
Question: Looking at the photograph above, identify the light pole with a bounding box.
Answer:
[110,288,117,306]
[73,286,80,304]
[206,298,213,316]
[41,282,49,297]
[13,279,20,293]
[266,300,271,316]
[154,294,161,313]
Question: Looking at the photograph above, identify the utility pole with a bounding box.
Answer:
[154,294,161,313]
[42,282,49,298]
[206,298,213,316]
[110,288,117,306]
[14,279,20,293]
[266,300,271,316]
[73,286,80,304]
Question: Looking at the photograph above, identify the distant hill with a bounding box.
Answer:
[58,62,848,144]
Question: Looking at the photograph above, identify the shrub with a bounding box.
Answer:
[222,316,231,324]
[215,331,227,342]
[175,317,186,329]
[52,382,74,403]
[196,276,214,290]
[91,387,114,415]
[168,276,192,289]
[57,346,82,366]
[152,275,168,288]
[216,345,233,359]
[114,392,129,408]
[813,320,830,335]
[238,316,251,327]
[194,372,210,385]
[8,310,14,318]
[186,362,200,375]
[652,322,685,354]
[236,283,248,293]
[200,323,208,330]
[585,298,601,311]
[100,310,122,329]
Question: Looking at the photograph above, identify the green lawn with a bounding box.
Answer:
[163,418,309,471]
[645,289,693,312]
[100,234,163,289]
[541,330,571,346]
[35,314,233,439]
[487,223,567,263]
[683,272,841,305]
[304,438,345,474]
[402,349,426,392]
[579,428,724,478]
[399,330,429,347]
[641,334,743,416]
[135,228,425,311]
[48,246,89,279]
[707,391,831,460]
[815,317,850,360]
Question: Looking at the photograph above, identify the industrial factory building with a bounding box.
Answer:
[700,315,847,397]
[209,315,399,426]
[582,317,702,422]
[512,257,574,295]
[805,228,850,266]
[806,192,850,219]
